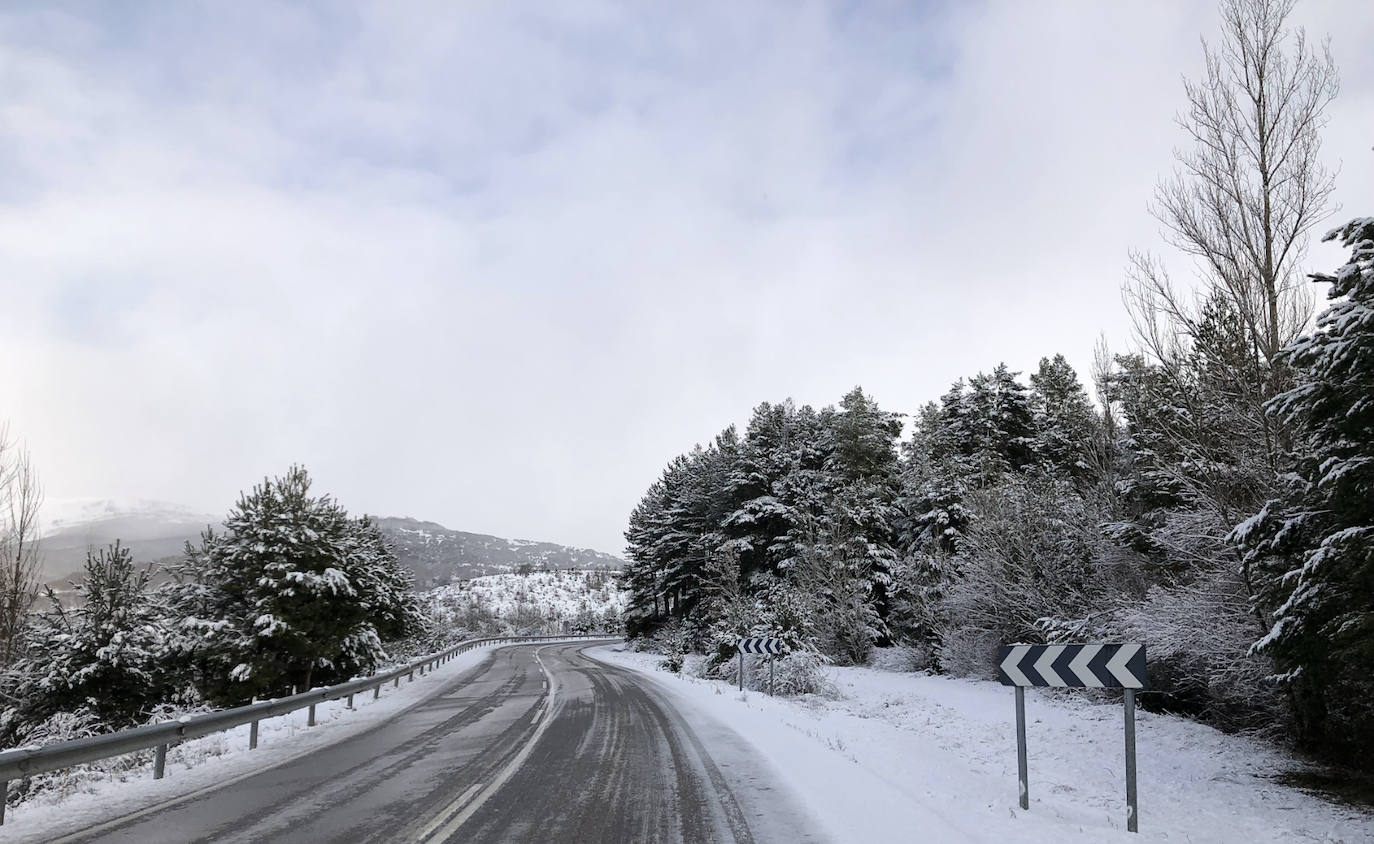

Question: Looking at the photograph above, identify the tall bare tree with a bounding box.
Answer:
[1121,0,1340,508]
[0,423,43,666]
[1126,0,1339,380]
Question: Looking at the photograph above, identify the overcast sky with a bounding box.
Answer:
[2,0,1371,555]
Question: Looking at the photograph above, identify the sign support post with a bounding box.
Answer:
[738,649,744,692]
[1015,686,1028,810]
[1124,688,1138,833]
[769,656,775,697]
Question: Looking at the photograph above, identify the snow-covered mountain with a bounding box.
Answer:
[39,498,218,586]
[35,500,624,591]
[424,570,626,634]
[378,517,625,588]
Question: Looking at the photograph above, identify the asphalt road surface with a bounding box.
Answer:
[54,642,828,844]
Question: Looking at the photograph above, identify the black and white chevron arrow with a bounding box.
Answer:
[996,643,1147,689]
[737,637,786,656]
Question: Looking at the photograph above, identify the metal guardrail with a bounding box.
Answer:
[0,632,617,824]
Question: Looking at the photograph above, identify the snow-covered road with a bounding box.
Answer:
[10,641,824,843]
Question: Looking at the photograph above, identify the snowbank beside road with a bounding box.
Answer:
[589,645,1372,844]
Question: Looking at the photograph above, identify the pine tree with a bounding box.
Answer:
[1234,217,1374,761]
[170,467,398,704]
[827,387,903,486]
[723,401,832,575]
[623,476,671,635]
[1029,354,1097,479]
[964,364,1037,480]
[342,516,427,661]
[10,542,167,731]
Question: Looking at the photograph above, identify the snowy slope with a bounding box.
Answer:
[376,517,625,587]
[424,570,626,634]
[591,645,1373,844]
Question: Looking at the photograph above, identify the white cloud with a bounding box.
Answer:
[0,0,1370,553]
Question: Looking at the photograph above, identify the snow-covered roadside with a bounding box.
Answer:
[0,644,514,844]
[589,645,1373,844]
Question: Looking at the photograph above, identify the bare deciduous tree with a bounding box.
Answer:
[0,422,43,666]
[1127,0,1339,376]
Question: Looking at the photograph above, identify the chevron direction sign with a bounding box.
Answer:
[737,637,786,656]
[998,641,1147,832]
[997,643,1147,689]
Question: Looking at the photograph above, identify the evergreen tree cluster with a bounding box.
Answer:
[626,255,1374,769]
[624,370,1103,670]
[0,466,426,750]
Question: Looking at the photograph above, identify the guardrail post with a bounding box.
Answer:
[373,684,381,700]
[154,743,168,779]
[408,670,414,683]
[249,720,259,750]
[347,693,355,710]
[307,704,317,727]
[1,779,8,825]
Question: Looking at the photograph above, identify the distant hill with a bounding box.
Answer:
[34,500,624,591]
[378,517,625,589]
[38,499,217,589]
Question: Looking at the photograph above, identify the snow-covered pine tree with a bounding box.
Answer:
[819,387,903,635]
[622,429,741,636]
[1029,354,1097,479]
[7,542,167,734]
[964,364,1037,483]
[174,467,392,704]
[722,401,830,576]
[1234,217,1374,763]
[343,516,427,661]
[623,476,671,636]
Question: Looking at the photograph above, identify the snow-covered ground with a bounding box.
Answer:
[0,644,515,843]
[589,645,1373,844]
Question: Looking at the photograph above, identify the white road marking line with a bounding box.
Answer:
[411,781,481,841]
[415,645,559,843]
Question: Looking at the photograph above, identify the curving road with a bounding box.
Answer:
[55,642,827,844]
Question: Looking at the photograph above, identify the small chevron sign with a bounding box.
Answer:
[997,643,1147,689]
[737,637,786,656]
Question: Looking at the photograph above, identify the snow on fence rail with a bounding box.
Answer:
[0,632,617,825]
